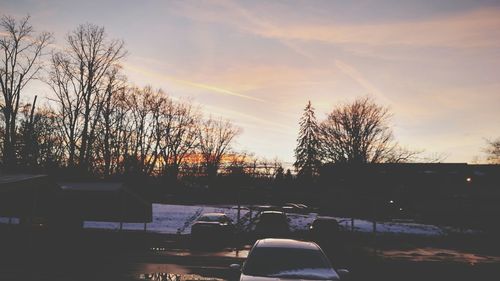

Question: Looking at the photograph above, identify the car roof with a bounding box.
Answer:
[255,239,320,250]
[260,210,285,215]
[200,212,227,217]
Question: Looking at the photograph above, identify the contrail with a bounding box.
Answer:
[123,62,266,103]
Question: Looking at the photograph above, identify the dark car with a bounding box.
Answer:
[231,238,349,281]
[254,211,289,238]
[310,217,340,242]
[191,213,235,242]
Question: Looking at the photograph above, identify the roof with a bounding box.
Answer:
[0,174,48,185]
[59,182,123,192]
[0,174,57,194]
[256,239,319,250]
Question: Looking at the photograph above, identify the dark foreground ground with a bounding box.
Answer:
[1,226,500,281]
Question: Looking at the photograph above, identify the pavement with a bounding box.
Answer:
[1,226,500,281]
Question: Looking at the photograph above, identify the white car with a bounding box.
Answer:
[232,238,348,280]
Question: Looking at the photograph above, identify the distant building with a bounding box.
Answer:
[59,182,152,223]
[319,163,500,196]
[0,174,60,226]
[0,174,152,228]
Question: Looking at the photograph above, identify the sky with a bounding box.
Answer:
[2,0,500,165]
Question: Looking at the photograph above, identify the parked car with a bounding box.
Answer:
[310,217,340,242]
[231,238,349,280]
[254,211,289,238]
[190,213,235,242]
[283,203,309,211]
[283,203,310,214]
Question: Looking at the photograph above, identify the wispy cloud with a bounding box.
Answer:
[334,59,392,104]
[253,8,500,48]
[202,103,296,134]
[122,62,266,103]
[174,2,500,49]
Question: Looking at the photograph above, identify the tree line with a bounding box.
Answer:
[0,15,249,180]
[1,15,497,183]
[293,97,500,178]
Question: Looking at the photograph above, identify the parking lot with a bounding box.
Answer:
[2,204,500,281]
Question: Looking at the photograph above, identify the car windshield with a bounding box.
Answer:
[242,247,339,280]
[260,213,285,221]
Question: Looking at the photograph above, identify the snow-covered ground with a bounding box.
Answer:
[2,203,477,237]
[0,217,20,224]
[85,204,250,234]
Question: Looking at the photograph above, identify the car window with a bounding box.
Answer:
[260,213,285,221]
[242,247,338,280]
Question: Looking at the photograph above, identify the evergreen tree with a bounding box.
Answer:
[294,101,322,178]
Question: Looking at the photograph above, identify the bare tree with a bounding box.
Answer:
[97,66,126,176]
[126,86,168,176]
[320,96,417,164]
[18,102,64,170]
[48,52,83,167]
[0,15,52,167]
[225,151,253,177]
[159,100,200,180]
[198,117,241,179]
[485,138,500,164]
[48,23,125,170]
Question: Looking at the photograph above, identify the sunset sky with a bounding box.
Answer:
[3,0,500,165]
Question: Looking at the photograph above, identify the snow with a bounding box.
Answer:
[1,204,478,237]
[83,221,120,230]
[334,217,445,236]
[268,268,339,280]
[287,213,318,232]
[0,217,20,224]
[82,204,451,236]
[84,204,249,234]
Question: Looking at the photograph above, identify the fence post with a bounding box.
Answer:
[237,204,241,225]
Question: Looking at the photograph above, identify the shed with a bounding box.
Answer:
[0,174,60,225]
[59,182,152,224]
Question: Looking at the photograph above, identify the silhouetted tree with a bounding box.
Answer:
[198,117,241,179]
[320,96,416,164]
[96,67,126,176]
[127,86,168,176]
[294,101,322,178]
[18,103,63,170]
[284,169,293,182]
[275,166,284,181]
[49,23,125,171]
[0,15,52,167]
[158,100,200,180]
[485,138,500,164]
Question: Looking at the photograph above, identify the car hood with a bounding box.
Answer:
[240,269,340,281]
[241,275,339,281]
